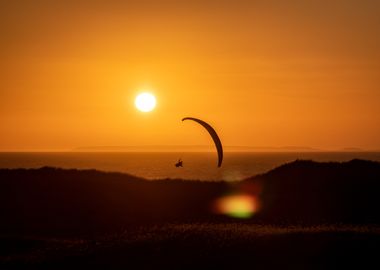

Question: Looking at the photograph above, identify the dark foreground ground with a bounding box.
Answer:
[1,223,379,269]
[1,159,380,269]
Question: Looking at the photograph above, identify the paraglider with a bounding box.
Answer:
[182,117,223,167]
[175,159,183,167]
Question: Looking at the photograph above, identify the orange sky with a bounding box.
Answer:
[1,0,379,151]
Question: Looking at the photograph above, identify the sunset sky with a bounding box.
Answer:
[1,0,379,151]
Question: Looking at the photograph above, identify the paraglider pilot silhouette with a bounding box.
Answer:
[175,159,183,167]
[175,117,223,168]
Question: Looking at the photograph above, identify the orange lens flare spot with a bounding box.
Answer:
[213,194,259,219]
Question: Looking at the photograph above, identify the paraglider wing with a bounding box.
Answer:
[182,117,223,167]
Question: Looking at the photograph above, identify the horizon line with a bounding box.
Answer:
[0,145,378,153]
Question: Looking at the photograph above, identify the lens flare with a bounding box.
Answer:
[213,194,259,218]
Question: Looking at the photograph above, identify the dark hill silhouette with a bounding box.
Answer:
[245,159,380,224]
[0,167,227,235]
[0,159,379,236]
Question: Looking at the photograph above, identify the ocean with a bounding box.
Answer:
[1,152,380,181]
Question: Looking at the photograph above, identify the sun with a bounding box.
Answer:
[135,92,156,112]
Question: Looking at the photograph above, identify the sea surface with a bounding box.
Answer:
[0,152,380,181]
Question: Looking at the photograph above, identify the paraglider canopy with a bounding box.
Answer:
[182,117,223,167]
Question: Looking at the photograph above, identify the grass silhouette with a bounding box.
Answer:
[0,159,379,268]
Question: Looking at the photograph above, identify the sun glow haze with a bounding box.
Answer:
[0,1,379,151]
[135,93,156,112]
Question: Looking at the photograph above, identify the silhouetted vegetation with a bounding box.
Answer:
[1,224,378,269]
[1,159,379,235]
[0,160,379,268]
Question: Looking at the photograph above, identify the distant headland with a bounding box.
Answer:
[73,145,375,152]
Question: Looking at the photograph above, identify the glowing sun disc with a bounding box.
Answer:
[135,93,156,112]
